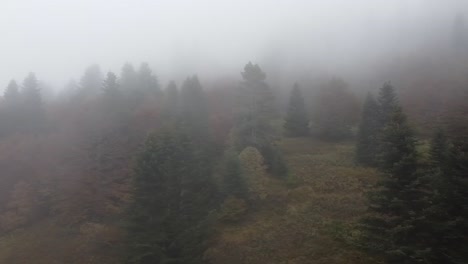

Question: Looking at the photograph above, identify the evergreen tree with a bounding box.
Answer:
[102,72,119,96]
[423,129,468,263]
[179,76,210,142]
[162,81,179,119]
[4,80,20,106]
[232,62,286,177]
[137,63,161,96]
[361,107,430,264]
[126,126,217,264]
[284,83,309,137]
[77,64,102,100]
[355,93,381,166]
[120,63,138,91]
[21,72,45,131]
[378,82,398,127]
[1,80,21,136]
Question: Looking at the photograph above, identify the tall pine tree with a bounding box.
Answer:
[284,83,309,137]
[356,93,381,166]
[361,107,430,264]
[126,126,217,264]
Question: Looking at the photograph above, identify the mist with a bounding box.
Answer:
[1,0,467,90]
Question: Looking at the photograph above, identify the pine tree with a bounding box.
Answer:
[120,63,138,91]
[1,80,21,136]
[126,126,217,264]
[4,80,20,107]
[361,108,430,264]
[102,72,119,96]
[378,82,398,127]
[77,64,102,100]
[21,72,45,132]
[162,81,179,119]
[232,62,286,177]
[355,93,381,166]
[423,129,468,263]
[284,83,309,137]
[179,75,211,144]
[137,62,161,96]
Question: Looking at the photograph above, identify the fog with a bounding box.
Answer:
[1,0,467,90]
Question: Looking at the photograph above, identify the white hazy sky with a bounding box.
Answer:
[0,0,466,89]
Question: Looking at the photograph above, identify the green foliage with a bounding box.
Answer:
[126,126,217,264]
[179,76,211,143]
[422,129,468,264]
[360,107,431,264]
[355,93,381,166]
[284,83,309,137]
[231,62,286,177]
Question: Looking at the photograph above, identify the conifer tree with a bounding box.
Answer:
[126,126,217,264]
[361,107,430,264]
[355,93,381,166]
[4,80,20,107]
[284,83,309,137]
[162,81,179,119]
[21,73,45,131]
[179,76,210,144]
[423,129,468,263]
[120,63,138,91]
[102,72,119,96]
[378,82,398,127]
[77,64,102,100]
[137,62,161,96]
[232,62,287,177]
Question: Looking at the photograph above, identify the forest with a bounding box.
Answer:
[1,1,468,264]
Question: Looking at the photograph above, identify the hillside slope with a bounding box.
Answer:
[206,138,381,264]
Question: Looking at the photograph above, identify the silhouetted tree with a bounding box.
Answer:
[355,93,381,166]
[77,64,102,101]
[137,63,161,96]
[162,81,179,119]
[284,83,309,137]
[21,73,45,131]
[232,62,286,177]
[126,126,217,264]
[361,107,430,263]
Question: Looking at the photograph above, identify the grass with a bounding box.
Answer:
[206,137,381,264]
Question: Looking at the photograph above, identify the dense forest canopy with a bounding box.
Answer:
[0,1,467,264]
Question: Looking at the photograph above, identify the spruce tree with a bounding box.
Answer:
[179,75,210,144]
[424,129,468,263]
[162,81,179,120]
[102,72,119,96]
[126,126,217,264]
[361,107,430,263]
[77,64,102,100]
[4,80,20,106]
[355,93,381,166]
[232,62,286,177]
[284,83,309,137]
[137,62,161,96]
[378,82,398,127]
[21,72,45,131]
